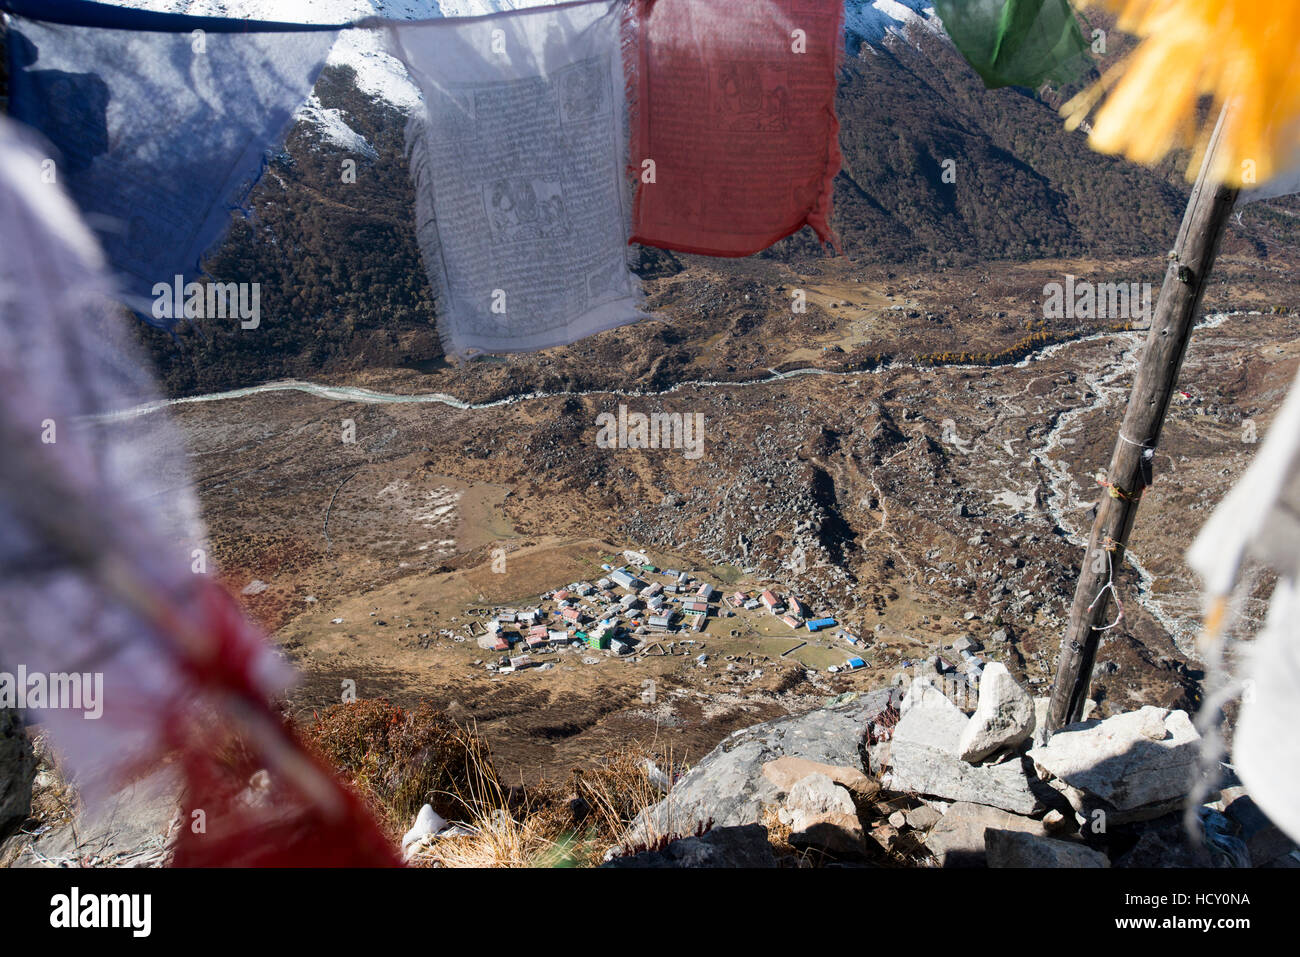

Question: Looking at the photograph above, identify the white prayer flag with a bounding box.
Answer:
[1238,164,1300,206]
[1188,364,1300,845]
[387,0,645,358]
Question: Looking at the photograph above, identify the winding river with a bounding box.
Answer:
[106,310,1253,658]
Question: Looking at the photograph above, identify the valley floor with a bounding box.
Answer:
[146,259,1300,782]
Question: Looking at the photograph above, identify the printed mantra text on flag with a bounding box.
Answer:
[387,0,645,358]
[627,0,843,256]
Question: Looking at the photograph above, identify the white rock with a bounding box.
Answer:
[786,773,856,817]
[402,804,448,849]
[878,681,1046,815]
[1137,707,1168,741]
[236,769,273,809]
[644,760,672,793]
[901,675,951,716]
[958,662,1035,763]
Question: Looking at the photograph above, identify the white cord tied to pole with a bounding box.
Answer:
[1086,545,1125,632]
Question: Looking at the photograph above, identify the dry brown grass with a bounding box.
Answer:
[760,803,813,867]
[24,733,77,829]
[414,743,682,868]
[302,699,679,867]
[416,738,691,868]
[302,699,499,837]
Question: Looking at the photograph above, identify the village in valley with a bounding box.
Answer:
[450,550,851,674]
[443,548,994,691]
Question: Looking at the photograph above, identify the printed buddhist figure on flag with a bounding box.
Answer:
[390,0,646,359]
[627,0,843,257]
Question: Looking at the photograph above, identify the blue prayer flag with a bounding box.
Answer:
[7,9,338,326]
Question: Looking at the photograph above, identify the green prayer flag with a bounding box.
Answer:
[934,0,1092,90]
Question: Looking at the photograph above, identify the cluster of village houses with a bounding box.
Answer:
[474,558,862,675]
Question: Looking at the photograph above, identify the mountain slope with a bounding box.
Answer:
[95,0,1188,267]
[79,1,1232,394]
[821,24,1189,265]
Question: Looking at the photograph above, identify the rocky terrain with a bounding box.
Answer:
[103,261,1296,785]
[8,255,1299,866]
[595,669,1298,868]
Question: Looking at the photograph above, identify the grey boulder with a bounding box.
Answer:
[784,772,865,857]
[622,688,895,848]
[0,710,36,839]
[985,830,1110,868]
[923,801,1047,867]
[875,678,1048,815]
[1028,706,1202,824]
[605,824,777,868]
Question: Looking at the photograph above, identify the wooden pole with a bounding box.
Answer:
[1045,110,1240,732]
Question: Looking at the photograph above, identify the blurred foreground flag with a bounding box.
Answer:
[1187,367,1300,847]
[933,0,1092,90]
[0,115,397,866]
[5,2,339,325]
[1065,0,1300,191]
[1239,165,1300,205]
[626,0,843,257]
[387,0,646,359]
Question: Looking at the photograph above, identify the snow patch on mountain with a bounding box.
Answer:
[96,1,555,110]
[95,2,944,110]
[844,0,939,50]
[299,93,380,156]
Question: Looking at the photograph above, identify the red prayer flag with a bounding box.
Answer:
[626,0,843,257]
